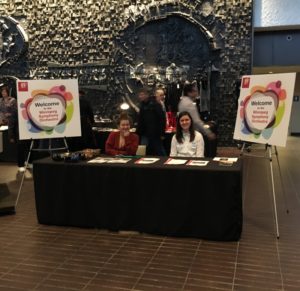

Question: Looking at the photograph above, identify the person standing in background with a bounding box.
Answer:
[155,88,169,130]
[0,86,16,126]
[4,86,32,174]
[69,90,96,151]
[136,88,166,156]
[155,88,166,112]
[178,83,216,140]
[79,90,96,148]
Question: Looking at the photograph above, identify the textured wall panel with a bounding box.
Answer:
[0,0,253,145]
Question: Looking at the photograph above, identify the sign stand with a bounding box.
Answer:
[267,145,280,239]
[15,137,69,208]
[240,143,289,239]
[14,79,81,212]
[234,73,296,239]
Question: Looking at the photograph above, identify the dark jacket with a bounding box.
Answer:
[137,97,166,138]
[8,101,18,141]
[79,98,95,125]
[69,97,96,151]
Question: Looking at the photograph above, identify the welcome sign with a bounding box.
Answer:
[17,79,81,140]
[233,73,296,147]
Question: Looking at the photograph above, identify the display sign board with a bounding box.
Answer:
[234,73,296,147]
[17,79,81,140]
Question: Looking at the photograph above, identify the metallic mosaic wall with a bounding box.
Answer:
[0,0,252,145]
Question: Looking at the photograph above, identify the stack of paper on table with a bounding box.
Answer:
[186,160,209,166]
[135,158,160,164]
[88,157,131,164]
[213,157,238,162]
[164,158,188,165]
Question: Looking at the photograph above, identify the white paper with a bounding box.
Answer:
[187,160,209,166]
[135,158,160,164]
[87,157,131,164]
[165,158,187,165]
[87,157,112,164]
[106,158,131,164]
[0,126,8,131]
[213,157,238,162]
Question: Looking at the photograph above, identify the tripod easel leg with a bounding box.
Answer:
[240,142,246,156]
[15,139,34,208]
[274,146,289,214]
[268,146,280,239]
[63,137,69,153]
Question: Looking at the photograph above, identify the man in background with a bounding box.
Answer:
[69,90,96,151]
[178,83,216,140]
[137,88,166,156]
[155,88,166,112]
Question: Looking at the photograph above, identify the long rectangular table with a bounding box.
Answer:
[33,157,243,241]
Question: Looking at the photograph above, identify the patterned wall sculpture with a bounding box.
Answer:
[0,0,252,145]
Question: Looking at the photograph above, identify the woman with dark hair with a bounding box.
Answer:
[0,86,16,125]
[170,111,204,157]
[105,113,139,156]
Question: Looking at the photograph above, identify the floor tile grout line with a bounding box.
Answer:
[275,239,285,291]
[0,223,57,281]
[230,156,245,291]
[242,157,250,210]
[231,241,240,291]
[2,140,300,290]
[273,149,291,291]
[130,236,166,290]
[32,228,100,290]
[81,233,133,290]
[180,239,202,291]
[285,161,300,207]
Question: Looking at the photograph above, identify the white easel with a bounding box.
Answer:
[240,142,289,239]
[15,137,69,208]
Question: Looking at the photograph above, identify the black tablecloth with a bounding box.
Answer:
[0,129,17,162]
[33,157,243,241]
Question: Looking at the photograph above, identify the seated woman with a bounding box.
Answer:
[170,111,204,157]
[105,113,139,156]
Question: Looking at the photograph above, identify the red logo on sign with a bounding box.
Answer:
[18,82,28,92]
[242,77,250,89]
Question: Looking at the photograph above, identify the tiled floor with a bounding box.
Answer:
[0,137,300,290]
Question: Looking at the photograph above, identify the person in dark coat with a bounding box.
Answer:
[8,94,32,172]
[69,90,96,151]
[136,88,166,156]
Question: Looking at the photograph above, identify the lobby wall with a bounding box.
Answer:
[0,0,253,145]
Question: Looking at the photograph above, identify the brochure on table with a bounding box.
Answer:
[213,157,238,162]
[88,157,131,164]
[187,160,209,166]
[165,158,188,165]
[135,158,160,164]
[0,126,8,131]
